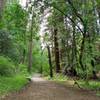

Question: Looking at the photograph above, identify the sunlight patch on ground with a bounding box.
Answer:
[31,74,46,82]
[31,77,46,82]
[67,80,75,85]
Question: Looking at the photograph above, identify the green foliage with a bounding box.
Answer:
[23,40,49,75]
[0,30,12,55]
[0,75,28,96]
[18,64,28,76]
[41,53,49,76]
[0,30,20,63]
[0,2,29,65]
[0,56,15,76]
[3,3,28,34]
[76,66,93,79]
[78,80,100,91]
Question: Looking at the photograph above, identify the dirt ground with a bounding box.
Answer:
[1,76,100,100]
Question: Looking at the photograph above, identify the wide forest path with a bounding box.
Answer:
[1,74,100,100]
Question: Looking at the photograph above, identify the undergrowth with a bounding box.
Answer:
[0,75,28,97]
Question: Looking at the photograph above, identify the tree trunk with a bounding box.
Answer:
[47,45,53,78]
[40,51,43,74]
[28,32,33,72]
[54,28,61,73]
[22,49,26,64]
[27,5,34,72]
[71,16,77,76]
[91,60,98,79]
[79,35,85,71]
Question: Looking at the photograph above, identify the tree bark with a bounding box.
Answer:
[71,15,77,76]
[79,29,86,71]
[54,28,61,73]
[28,34,33,72]
[27,4,34,72]
[47,45,53,78]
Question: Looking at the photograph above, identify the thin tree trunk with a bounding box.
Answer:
[47,45,53,78]
[71,16,77,76]
[91,60,98,79]
[40,51,43,74]
[54,28,61,73]
[27,3,34,72]
[22,49,26,64]
[28,34,33,72]
[22,31,27,64]
[79,25,87,71]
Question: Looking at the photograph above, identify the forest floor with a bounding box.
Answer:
[1,74,100,100]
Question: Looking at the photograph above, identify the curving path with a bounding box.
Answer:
[1,75,100,100]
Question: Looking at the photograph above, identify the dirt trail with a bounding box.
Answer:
[1,75,100,100]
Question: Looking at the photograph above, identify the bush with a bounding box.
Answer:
[0,30,12,55]
[18,64,28,76]
[0,56,15,76]
[0,30,20,64]
[0,75,28,96]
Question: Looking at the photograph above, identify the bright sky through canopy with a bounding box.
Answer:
[19,0,26,7]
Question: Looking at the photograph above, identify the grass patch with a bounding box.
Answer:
[78,80,100,96]
[78,80,100,90]
[96,91,100,96]
[0,75,28,96]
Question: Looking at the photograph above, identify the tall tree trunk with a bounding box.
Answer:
[79,24,87,71]
[71,16,77,76]
[40,50,43,74]
[22,49,26,64]
[28,33,33,72]
[47,45,53,78]
[91,60,98,79]
[28,15,33,72]
[79,0,87,72]
[27,3,34,72]
[63,16,71,75]
[21,31,27,64]
[54,28,60,73]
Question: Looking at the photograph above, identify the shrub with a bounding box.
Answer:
[0,30,12,55]
[0,56,15,76]
[18,64,28,76]
[0,75,28,96]
[0,30,20,64]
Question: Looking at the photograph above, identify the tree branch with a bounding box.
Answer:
[52,5,84,34]
[66,0,84,24]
